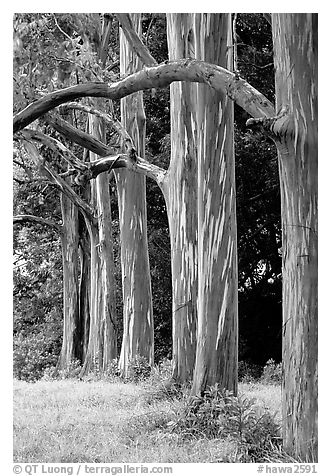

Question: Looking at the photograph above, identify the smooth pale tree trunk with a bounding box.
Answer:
[91,110,118,367]
[80,117,118,374]
[165,14,198,383]
[190,14,238,396]
[116,14,154,376]
[272,13,318,460]
[56,193,81,369]
[80,18,118,374]
[79,216,103,373]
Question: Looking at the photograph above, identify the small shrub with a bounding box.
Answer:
[127,355,151,382]
[13,332,59,382]
[59,359,82,379]
[238,361,263,383]
[144,379,183,404]
[261,359,282,384]
[143,359,187,402]
[168,383,280,462]
[103,358,120,381]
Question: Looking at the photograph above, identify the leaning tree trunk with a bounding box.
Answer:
[165,14,198,383]
[190,13,238,396]
[272,13,318,461]
[116,13,154,376]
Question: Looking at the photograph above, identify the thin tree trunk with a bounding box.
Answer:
[90,110,118,367]
[57,193,81,369]
[272,13,318,461]
[117,13,154,376]
[80,217,103,373]
[165,13,198,383]
[80,16,119,374]
[78,223,90,362]
[190,13,238,396]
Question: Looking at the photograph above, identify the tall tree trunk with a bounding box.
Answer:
[55,104,83,370]
[79,136,118,374]
[57,193,81,369]
[116,14,154,376]
[165,14,198,383]
[80,216,103,373]
[190,13,238,396]
[78,222,90,362]
[90,110,118,367]
[272,13,318,460]
[80,16,119,374]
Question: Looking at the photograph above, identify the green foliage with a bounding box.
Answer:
[126,355,152,382]
[261,359,282,384]
[169,383,280,462]
[86,358,122,383]
[13,217,63,382]
[13,331,60,382]
[143,359,184,403]
[238,361,263,382]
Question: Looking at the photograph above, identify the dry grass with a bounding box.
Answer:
[13,378,281,463]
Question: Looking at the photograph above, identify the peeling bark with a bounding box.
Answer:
[116,14,154,376]
[80,18,119,375]
[272,13,318,461]
[190,14,238,396]
[57,193,81,369]
[80,111,118,375]
[13,59,275,133]
[165,14,198,383]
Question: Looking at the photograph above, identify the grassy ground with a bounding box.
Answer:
[13,378,281,463]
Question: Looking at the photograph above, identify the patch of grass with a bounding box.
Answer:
[14,378,286,463]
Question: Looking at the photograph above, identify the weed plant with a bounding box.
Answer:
[168,383,281,462]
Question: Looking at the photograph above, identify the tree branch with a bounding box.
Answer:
[246,106,293,139]
[263,14,272,26]
[13,59,275,133]
[45,112,167,186]
[45,113,112,156]
[117,13,158,66]
[90,153,167,186]
[13,214,61,232]
[19,129,88,172]
[22,140,95,222]
[60,102,134,150]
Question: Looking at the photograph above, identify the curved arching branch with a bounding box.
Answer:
[13,214,62,233]
[13,59,276,133]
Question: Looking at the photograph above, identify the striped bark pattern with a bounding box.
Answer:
[80,19,119,375]
[57,193,81,368]
[190,14,238,396]
[165,14,198,383]
[272,14,318,460]
[80,106,118,374]
[117,14,154,376]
